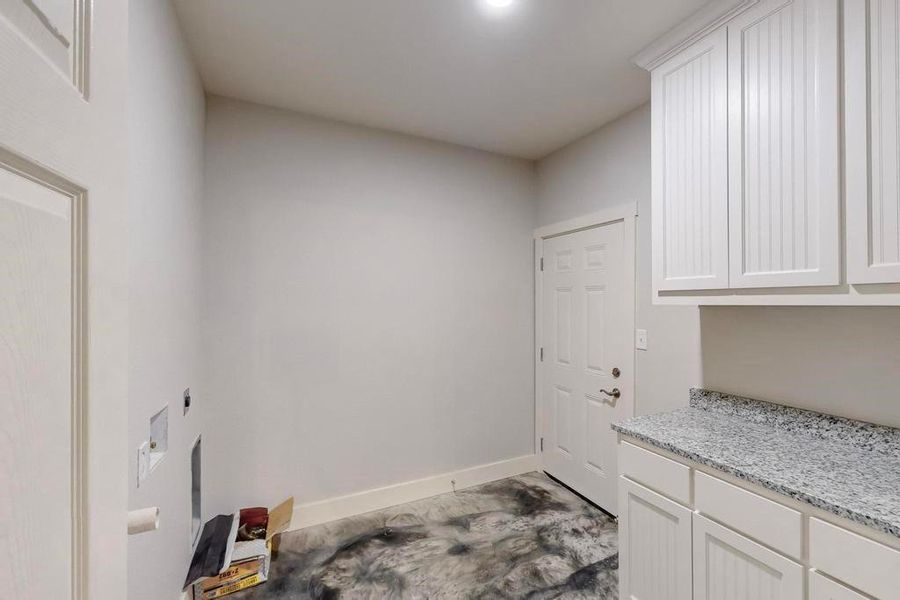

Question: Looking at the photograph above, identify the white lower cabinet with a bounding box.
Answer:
[693,514,804,600]
[618,440,898,600]
[618,477,692,600]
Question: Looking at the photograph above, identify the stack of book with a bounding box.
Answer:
[183,498,293,599]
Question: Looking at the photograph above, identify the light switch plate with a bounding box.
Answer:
[137,441,150,486]
[635,329,648,351]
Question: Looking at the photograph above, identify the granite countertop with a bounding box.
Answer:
[612,389,900,540]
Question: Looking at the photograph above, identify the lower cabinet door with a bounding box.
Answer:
[693,514,803,600]
[809,571,871,600]
[618,477,692,600]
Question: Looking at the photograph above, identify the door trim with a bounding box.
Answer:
[533,203,637,473]
[0,147,87,599]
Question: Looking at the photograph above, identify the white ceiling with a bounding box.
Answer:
[173,0,708,159]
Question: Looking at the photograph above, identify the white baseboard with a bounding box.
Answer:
[290,454,540,531]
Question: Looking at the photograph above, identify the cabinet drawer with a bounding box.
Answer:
[810,517,900,599]
[695,471,802,559]
[809,571,871,600]
[619,441,690,505]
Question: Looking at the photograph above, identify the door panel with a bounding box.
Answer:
[846,0,900,284]
[541,221,631,513]
[0,165,79,599]
[0,0,85,87]
[651,27,729,291]
[727,0,841,288]
[0,0,127,598]
[693,514,803,600]
[618,477,692,600]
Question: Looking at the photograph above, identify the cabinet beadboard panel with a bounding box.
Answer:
[617,477,692,600]
[728,0,841,288]
[651,28,729,292]
[846,0,900,284]
[693,514,804,600]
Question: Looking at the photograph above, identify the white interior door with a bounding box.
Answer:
[539,219,633,514]
[0,2,127,599]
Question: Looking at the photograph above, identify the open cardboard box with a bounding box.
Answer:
[193,497,293,599]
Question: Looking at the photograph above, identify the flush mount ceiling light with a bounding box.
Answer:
[480,0,517,18]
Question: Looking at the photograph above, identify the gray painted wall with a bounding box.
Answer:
[537,102,900,427]
[537,103,702,415]
[201,96,538,514]
[127,1,206,598]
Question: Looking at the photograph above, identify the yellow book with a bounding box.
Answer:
[199,557,265,592]
[201,573,263,599]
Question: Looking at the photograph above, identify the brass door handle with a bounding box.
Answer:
[599,388,620,399]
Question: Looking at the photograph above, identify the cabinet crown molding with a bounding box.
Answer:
[632,0,759,71]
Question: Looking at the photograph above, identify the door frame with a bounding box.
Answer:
[533,203,637,474]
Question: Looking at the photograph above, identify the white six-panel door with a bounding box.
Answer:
[540,220,630,514]
[0,1,128,599]
[846,0,900,284]
[651,28,729,292]
[727,0,841,288]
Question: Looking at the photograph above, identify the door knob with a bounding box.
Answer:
[611,367,620,378]
[599,388,620,399]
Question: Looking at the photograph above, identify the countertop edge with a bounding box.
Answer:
[613,426,900,540]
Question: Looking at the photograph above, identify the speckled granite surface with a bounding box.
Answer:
[612,389,900,539]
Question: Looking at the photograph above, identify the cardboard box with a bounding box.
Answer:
[192,497,293,599]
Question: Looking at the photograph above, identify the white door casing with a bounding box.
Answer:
[727,0,841,288]
[0,1,128,599]
[535,206,635,514]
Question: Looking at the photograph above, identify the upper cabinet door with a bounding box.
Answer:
[651,28,729,292]
[846,0,900,284]
[727,0,841,288]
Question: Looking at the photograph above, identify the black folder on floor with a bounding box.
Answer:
[183,513,238,591]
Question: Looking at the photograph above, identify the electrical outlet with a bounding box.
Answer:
[137,441,150,486]
[635,329,648,351]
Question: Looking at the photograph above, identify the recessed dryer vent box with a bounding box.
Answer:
[149,405,169,472]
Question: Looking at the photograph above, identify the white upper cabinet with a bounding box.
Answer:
[651,28,729,292]
[637,0,900,303]
[727,0,841,288]
[846,0,900,284]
